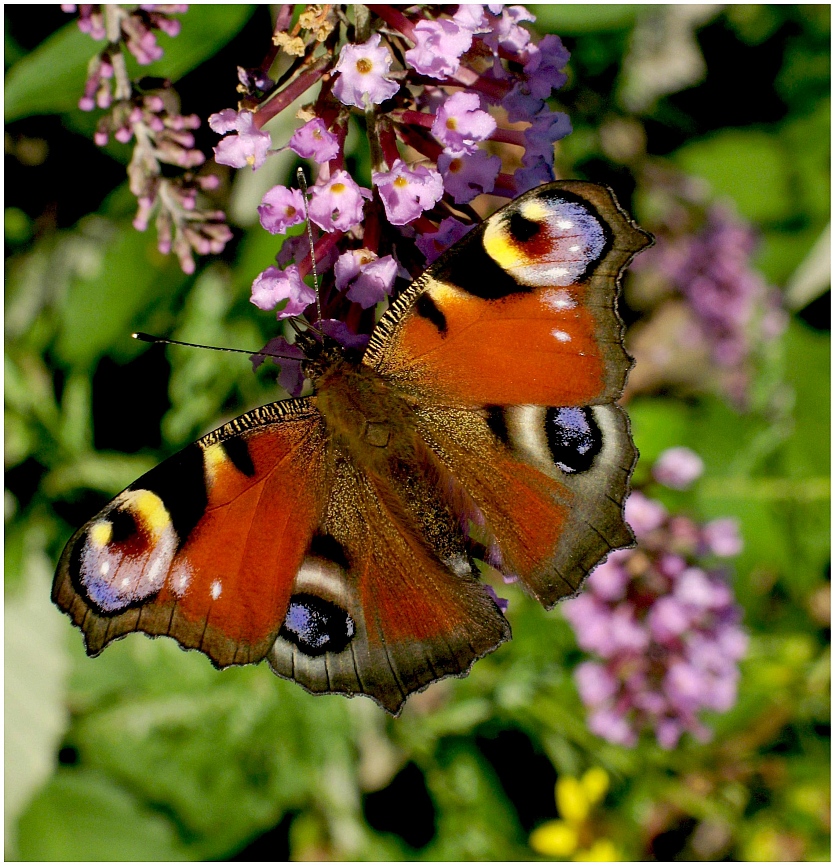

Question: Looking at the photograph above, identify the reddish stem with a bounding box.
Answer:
[490,127,526,147]
[367,5,416,42]
[492,173,518,197]
[378,118,401,168]
[297,229,343,279]
[396,110,434,129]
[254,55,332,128]
[395,123,443,162]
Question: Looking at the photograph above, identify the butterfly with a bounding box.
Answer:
[53,181,652,715]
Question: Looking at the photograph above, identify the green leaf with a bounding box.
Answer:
[54,219,191,371]
[4,561,70,858]
[674,129,793,224]
[4,23,93,122]
[5,6,255,122]
[72,666,354,859]
[534,4,644,33]
[16,769,189,861]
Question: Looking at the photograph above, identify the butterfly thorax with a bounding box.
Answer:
[312,354,418,463]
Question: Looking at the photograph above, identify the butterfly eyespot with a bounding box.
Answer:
[545,407,603,474]
[508,211,541,243]
[279,593,356,656]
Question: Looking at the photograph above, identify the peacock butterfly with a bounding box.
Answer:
[53,181,652,715]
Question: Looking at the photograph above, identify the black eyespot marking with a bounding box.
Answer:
[280,593,356,656]
[109,508,138,543]
[508,211,540,242]
[309,533,350,571]
[221,437,255,477]
[432,223,528,300]
[546,407,603,474]
[415,293,448,335]
[485,406,510,445]
[129,443,207,545]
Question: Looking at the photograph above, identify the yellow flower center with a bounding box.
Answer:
[446,117,458,130]
[356,58,373,74]
[331,182,346,194]
[284,206,297,217]
[393,176,409,188]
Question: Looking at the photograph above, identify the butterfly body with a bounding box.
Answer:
[54,181,652,714]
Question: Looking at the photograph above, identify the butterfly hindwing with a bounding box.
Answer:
[365,181,651,408]
[268,424,510,715]
[408,401,634,607]
[53,399,328,667]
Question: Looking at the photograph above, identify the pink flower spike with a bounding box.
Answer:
[624,491,668,539]
[432,92,497,156]
[653,446,705,490]
[250,265,316,320]
[258,185,306,235]
[333,33,399,108]
[404,18,473,80]
[210,110,272,171]
[702,518,744,558]
[307,170,371,233]
[287,118,340,162]
[373,160,444,226]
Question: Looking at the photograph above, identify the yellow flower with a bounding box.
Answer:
[530,820,578,857]
[557,776,589,824]
[581,767,610,805]
[575,838,619,861]
[530,768,613,860]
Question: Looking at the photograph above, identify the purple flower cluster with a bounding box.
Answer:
[64,4,232,273]
[202,4,571,366]
[633,182,787,401]
[564,466,747,749]
[656,206,780,367]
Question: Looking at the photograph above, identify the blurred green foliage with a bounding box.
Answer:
[4,4,830,861]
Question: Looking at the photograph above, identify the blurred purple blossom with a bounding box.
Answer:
[653,446,705,490]
[632,192,787,402]
[65,3,230,273]
[564,479,747,749]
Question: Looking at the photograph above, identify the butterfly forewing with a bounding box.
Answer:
[365,181,651,408]
[53,400,328,667]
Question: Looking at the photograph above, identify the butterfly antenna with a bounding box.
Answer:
[296,166,322,325]
[132,332,301,362]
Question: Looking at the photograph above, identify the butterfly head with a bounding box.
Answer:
[296,329,361,385]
